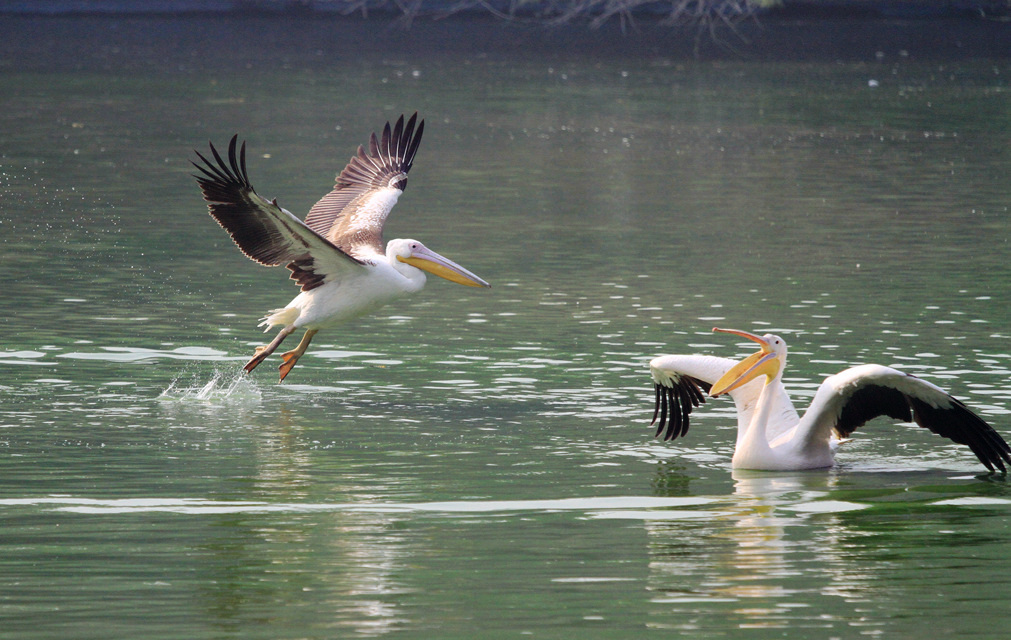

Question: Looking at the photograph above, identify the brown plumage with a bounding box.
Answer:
[304,113,424,260]
[192,113,489,382]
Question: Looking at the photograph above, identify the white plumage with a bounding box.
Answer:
[193,113,490,381]
[650,328,1010,472]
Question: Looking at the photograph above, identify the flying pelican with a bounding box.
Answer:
[193,113,490,381]
[649,327,1010,472]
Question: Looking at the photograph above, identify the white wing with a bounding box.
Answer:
[797,364,1011,472]
[649,355,783,442]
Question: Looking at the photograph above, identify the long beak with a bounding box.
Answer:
[398,246,490,288]
[709,327,780,397]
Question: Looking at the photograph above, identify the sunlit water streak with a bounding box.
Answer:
[5,482,1008,519]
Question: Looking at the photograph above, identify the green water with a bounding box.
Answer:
[1,15,1010,639]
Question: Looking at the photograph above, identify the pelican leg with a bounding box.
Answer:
[278,329,318,382]
[243,325,296,374]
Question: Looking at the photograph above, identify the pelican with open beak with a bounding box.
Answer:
[648,327,1010,472]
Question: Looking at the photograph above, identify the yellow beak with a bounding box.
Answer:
[398,245,490,288]
[709,327,781,397]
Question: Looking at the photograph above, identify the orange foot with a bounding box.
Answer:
[278,351,301,382]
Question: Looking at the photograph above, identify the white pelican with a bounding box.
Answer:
[649,327,1011,472]
[193,113,490,381]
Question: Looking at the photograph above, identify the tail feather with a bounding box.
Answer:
[258,306,299,331]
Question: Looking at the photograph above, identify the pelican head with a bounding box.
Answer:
[389,238,490,288]
[710,327,787,397]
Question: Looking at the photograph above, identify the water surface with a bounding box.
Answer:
[1,15,1010,639]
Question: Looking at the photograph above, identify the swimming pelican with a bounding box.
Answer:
[649,327,1010,472]
[193,113,490,381]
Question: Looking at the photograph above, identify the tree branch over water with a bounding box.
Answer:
[321,0,780,28]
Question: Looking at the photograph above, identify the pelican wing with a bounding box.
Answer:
[303,113,425,260]
[650,354,800,443]
[649,355,736,441]
[800,364,1011,472]
[193,135,366,292]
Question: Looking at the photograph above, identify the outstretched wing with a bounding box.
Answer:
[649,354,799,443]
[648,355,740,441]
[800,364,1011,472]
[193,135,366,292]
[304,113,425,260]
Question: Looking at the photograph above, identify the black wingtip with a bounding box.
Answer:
[905,394,1011,473]
[651,382,667,426]
[650,376,708,442]
[652,382,668,438]
[192,134,250,191]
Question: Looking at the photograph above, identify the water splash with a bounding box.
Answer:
[158,369,261,405]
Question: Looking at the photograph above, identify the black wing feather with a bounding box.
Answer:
[303,113,425,254]
[651,376,711,442]
[192,135,363,292]
[833,377,1010,473]
[908,396,1010,473]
